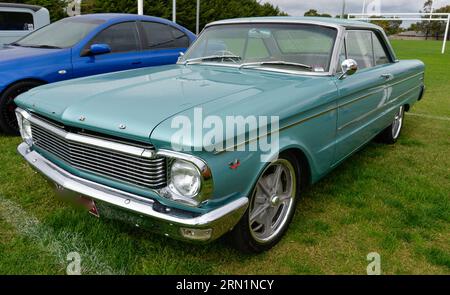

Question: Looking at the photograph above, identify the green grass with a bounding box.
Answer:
[0,40,449,274]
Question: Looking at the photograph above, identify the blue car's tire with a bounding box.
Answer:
[0,81,42,135]
[229,152,300,253]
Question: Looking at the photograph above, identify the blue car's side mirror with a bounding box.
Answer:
[88,44,111,56]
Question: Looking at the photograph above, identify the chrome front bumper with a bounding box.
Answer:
[18,142,248,242]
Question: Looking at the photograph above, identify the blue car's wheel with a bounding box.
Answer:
[0,81,42,135]
[230,152,300,253]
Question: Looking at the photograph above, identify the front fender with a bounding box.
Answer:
[0,49,72,90]
[153,133,320,211]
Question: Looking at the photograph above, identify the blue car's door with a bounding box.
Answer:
[137,21,191,67]
[71,21,143,78]
[333,30,397,165]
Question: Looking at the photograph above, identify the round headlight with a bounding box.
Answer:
[169,160,201,198]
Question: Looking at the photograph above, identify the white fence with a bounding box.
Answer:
[348,13,450,54]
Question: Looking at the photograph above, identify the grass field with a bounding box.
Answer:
[0,40,449,274]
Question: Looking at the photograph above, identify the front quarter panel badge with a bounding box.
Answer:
[229,159,241,170]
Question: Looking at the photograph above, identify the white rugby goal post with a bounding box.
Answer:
[137,0,201,35]
[348,12,450,54]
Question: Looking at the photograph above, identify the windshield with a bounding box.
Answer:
[15,17,105,48]
[181,23,338,73]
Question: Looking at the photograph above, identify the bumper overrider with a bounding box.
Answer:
[18,142,248,242]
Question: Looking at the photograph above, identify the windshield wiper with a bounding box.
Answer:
[25,44,62,49]
[239,61,312,71]
[183,54,242,65]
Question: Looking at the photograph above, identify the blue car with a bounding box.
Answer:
[0,13,196,134]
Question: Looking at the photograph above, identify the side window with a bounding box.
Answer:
[141,22,189,50]
[346,30,374,69]
[169,26,190,48]
[0,11,34,31]
[372,33,390,65]
[88,22,139,53]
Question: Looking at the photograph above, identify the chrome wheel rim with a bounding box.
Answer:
[248,159,296,243]
[392,106,404,139]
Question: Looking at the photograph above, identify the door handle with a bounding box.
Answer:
[380,73,393,80]
[132,61,142,65]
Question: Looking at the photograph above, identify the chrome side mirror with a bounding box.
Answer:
[339,59,358,80]
[177,51,185,62]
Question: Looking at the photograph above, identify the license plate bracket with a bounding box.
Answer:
[78,196,100,218]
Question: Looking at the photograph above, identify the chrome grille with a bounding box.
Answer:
[31,123,167,189]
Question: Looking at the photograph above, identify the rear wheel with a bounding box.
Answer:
[230,153,300,253]
[0,81,42,135]
[377,105,405,144]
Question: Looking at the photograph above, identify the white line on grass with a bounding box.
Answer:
[0,195,123,275]
[407,112,450,122]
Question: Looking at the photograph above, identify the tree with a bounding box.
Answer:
[370,17,403,35]
[429,5,450,40]
[304,9,331,18]
[335,14,348,19]
[8,0,288,31]
[410,2,450,40]
[81,0,287,33]
[420,0,434,39]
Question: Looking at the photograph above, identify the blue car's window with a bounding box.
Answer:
[140,22,189,50]
[0,11,34,31]
[182,23,337,72]
[15,17,104,48]
[88,22,140,53]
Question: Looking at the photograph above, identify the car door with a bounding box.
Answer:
[138,21,190,67]
[333,29,397,165]
[71,21,142,78]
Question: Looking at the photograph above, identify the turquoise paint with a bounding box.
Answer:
[15,18,425,214]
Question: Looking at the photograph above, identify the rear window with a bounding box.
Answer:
[0,11,34,31]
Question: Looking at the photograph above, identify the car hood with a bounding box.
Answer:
[0,44,63,63]
[15,64,317,143]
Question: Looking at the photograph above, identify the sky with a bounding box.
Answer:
[264,0,450,17]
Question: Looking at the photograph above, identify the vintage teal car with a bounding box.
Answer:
[15,17,425,253]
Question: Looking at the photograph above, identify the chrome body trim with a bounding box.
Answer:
[388,71,424,87]
[16,108,155,159]
[17,108,215,207]
[156,149,215,206]
[18,142,248,242]
[339,72,424,109]
[214,72,424,154]
[337,85,423,131]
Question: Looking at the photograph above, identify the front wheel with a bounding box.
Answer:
[230,153,299,253]
[0,81,42,135]
[376,105,405,144]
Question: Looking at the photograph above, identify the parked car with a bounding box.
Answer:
[15,17,425,252]
[0,13,196,134]
[0,3,50,45]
